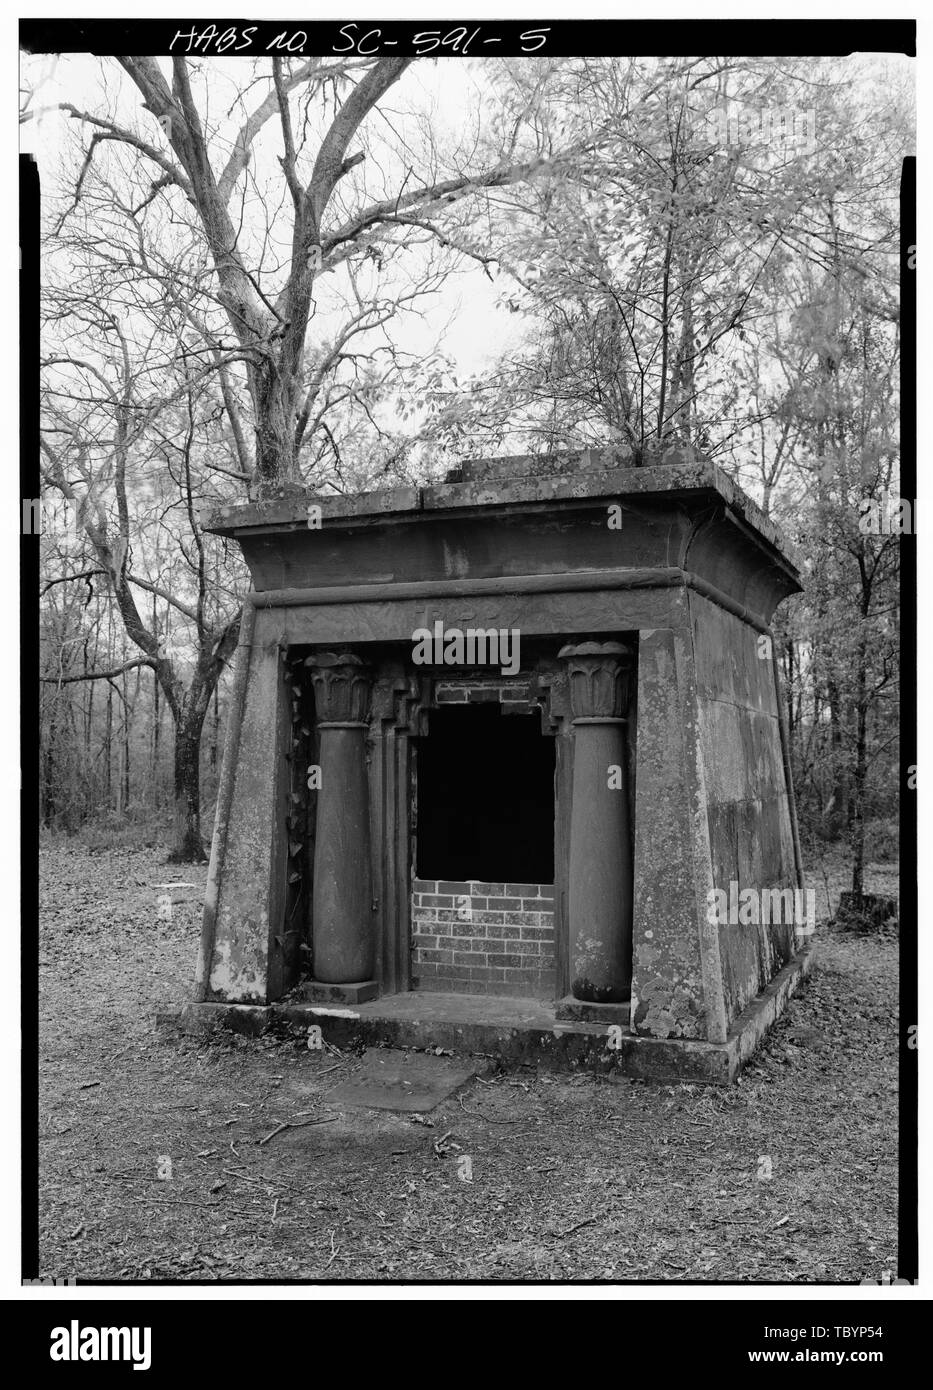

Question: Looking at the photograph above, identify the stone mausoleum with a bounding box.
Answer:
[184,452,814,1082]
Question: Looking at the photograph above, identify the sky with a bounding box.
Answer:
[21,51,529,386]
[21,45,915,483]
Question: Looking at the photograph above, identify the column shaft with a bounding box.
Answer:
[568,718,633,1001]
[312,725,373,982]
[307,652,374,984]
[560,641,634,1004]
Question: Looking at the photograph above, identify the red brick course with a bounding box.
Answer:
[411,878,555,998]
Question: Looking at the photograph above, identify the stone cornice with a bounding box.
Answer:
[200,458,800,581]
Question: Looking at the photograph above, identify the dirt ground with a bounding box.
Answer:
[37,840,899,1283]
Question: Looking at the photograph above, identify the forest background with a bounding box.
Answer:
[25,50,910,913]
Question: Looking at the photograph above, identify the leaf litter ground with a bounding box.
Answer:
[38,840,898,1282]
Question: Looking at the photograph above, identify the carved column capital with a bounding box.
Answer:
[305,650,371,726]
[558,641,633,722]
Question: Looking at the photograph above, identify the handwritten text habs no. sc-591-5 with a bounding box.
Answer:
[169,24,552,58]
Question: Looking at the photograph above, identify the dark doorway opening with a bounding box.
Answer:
[415,704,555,882]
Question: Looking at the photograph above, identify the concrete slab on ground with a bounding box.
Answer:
[327,1047,484,1112]
[164,943,817,1084]
[352,991,557,1028]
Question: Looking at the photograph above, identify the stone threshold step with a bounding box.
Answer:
[158,944,815,1086]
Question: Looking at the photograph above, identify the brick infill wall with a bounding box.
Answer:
[434,678,533,709]
[411,879,556,998]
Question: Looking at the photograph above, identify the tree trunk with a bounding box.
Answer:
[210,682,219,772]
[152,669,160,786]
[850,650,869,898]
[42,704,57,827]
[104,683,113,809]
[253,369,299,486]
[85,631,95,819]
[121,666,131,813]
[823,675,848,837]
[151,591,160,789]
[169,715,207,863]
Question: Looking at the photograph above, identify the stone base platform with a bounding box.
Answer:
[161,944,815,1086]
[293,979,379,1005]
[554,995,632,1025]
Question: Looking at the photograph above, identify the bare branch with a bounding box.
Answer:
[306,58,413,224]
[125,573,199,625]
[218,58,320,205]
[41,657,156,685]
[56,103,192,199]
[321,154,561,261]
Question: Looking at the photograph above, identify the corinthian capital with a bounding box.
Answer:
[558,641,633,721]
[305,650,372,725]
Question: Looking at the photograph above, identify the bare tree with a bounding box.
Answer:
[40,393,242,860]
[432,54,902,461]
[53,55,582,487]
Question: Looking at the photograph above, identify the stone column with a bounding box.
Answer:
[559,641,634,1004]
[307,651,374,984]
